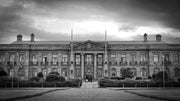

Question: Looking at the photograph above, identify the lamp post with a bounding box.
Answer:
[162,55,165,88]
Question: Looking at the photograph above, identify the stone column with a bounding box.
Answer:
[94,53,97,79]
[81,53,84,79]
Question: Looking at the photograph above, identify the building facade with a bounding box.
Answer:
[0,33,180,81]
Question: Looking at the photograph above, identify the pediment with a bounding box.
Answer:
[73,40,105,51]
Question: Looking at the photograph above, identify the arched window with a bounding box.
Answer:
[141,68,147,77]
[174,68,180,77]
[131,68,137,76]
[32,68,37,77]
[10,69,14,77]
[62,69,67,77]
[42,69,47,78]
[111,68,117,77]
[18,68,25,76]
[154,68,160,74]
[52,68,58,72]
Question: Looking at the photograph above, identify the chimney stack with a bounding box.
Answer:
[17,34,22,42]
[144,33,148,42]
[31,33,35,41]
[156,34,161,42]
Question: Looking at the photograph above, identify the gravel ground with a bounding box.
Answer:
[124,89,180,101]
[16,88,162,101]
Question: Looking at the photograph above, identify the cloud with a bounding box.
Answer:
[0,0,180,44]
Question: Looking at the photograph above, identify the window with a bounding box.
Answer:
[121,54,126,62]
[130,54,136,62]
[62,69,67,77]
[18,69,25,76]
[164,54,169,62]
[111,68,117,77]
[140,54,146,62]
[97,55,103,64]
[86,55,92,63]
[32,69,37,77]
[43,69,47,78]
[141,68,147,77]
[19,54,24,62]
[97,70,103,77]
[174,54,179,62]
[62,55,67,64]
[32,54,37,64]
[75,55,81,65]
[52,54,58,64]
[75,69,81,77]
[154,68,160,74]
[110,54,116,62]
[153,54,159,62]
[10,69,14,77]
[97,55,103,62]
[42,54,48,63]
[0,54,5,62]
[9,54,15,62]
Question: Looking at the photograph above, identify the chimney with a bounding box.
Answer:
[156,34,161,42]
[17,34,22,41]
[143,33,148,42]
[31,33,35,41]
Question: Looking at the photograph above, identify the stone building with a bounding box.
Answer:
[0,33,180,81]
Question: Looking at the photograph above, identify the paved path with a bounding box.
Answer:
[17,88,162,101]
[81,81,99,88]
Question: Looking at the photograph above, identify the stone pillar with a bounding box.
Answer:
[81,53,84,79]
[94,53,97,79]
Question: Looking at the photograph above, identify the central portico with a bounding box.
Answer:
[71,40,108,80]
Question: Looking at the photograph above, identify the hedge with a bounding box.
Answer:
[0,79,82,88]
[98,79,180,88]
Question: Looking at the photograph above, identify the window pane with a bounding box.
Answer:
[153,54,159,62]
[121,54,126,62]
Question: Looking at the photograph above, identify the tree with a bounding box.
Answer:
[30,77,40,83]
[120,68,135,78]
[0,71,7,77]
[37,72,43,78]
[46,75,65,82]
[154,71,168,81]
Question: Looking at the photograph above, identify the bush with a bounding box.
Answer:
[135,77,142,80]
[121,68,135,78]
[0,71,7,77]
[0,76,10,83]
[154,71,168,81]
[58,76,65,82]
[46,75,59,82]
[49,71,60,76]
[37,72,43,78]
[110,76,125,80]
[46,75,65,82]
[30,77,40,83]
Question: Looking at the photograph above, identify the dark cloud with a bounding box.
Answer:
[0,0,180,44]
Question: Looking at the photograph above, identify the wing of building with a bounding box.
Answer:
[0,33,180,81]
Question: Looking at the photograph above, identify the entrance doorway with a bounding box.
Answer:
[85,74,93,82]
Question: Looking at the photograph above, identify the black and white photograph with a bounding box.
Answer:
[0,0,180,101]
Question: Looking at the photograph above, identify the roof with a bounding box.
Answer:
[10,40,168,45]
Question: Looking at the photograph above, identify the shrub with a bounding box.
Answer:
[110,76,125,80]
[58,76,65,82]
[135,77,142,80]
[0,76,10,83]
[178,78,180,82]
[37,72,43,78]
[46,75,59,82]
[30,77,40,83]
[154,71,168,81]
[0,71,7,77]
[46,75,65,82]
[121,68,135,78]
[49,71,60,76]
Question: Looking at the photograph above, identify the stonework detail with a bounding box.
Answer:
[0,35,180,81]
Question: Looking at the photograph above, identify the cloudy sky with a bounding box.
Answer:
[0,0,180,44]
